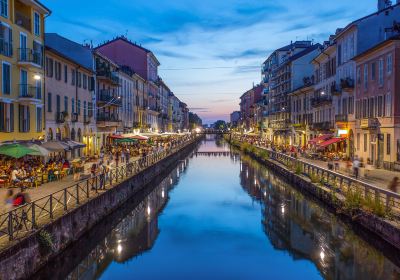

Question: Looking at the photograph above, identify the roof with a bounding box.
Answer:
[288,44,321,62]
[45,33,94,72]
[96,36,151,53]
[335,3,400,39]
[263,41,314,64]
[353,35,400,61]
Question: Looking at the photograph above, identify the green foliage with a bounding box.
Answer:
[38,230,54,253]
[309,172,320,184]
[343,186,363,215]
[295,164,302,175]
[363,193,389,218]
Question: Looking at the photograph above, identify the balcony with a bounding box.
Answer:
[262,64,269,73]
[0,40,12,57]
[292,123,306,130]
[56,112,65,124]
[97,69,120,85]
[312,122,333,131]
[263,76,269,83]
[263,88,269,94]
[18,84,41,104]
[84,115,91,124]
[360,118,379,130]
[15,11,31,32]
[97,90,122,107]
[331,83,341,96]
[340,77,355,91]
[71,113,78,123]
[268,120,291,130]
[18,48,43,68]
[96,113,121,127]
[335,114,348,123]
[311,96,332,108]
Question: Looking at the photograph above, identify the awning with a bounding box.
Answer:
[110,134,124,139]
[41,141,70,152]
[309,134,332,145]
[64,140,86,149]
[318,137,345,148]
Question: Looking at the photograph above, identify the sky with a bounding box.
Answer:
[42,0,377,124]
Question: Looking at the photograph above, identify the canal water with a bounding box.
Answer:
[35,135,400,280]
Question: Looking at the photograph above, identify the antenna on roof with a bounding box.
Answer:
[125,29,128,38]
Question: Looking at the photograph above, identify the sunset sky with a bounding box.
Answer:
[42,0,376,124]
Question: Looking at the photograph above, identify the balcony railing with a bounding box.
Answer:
[56,112,65,123]
[15,12,31,31]
[331,83,341,96]
[19,84,40,99]
[311,96,332,108]
[71,113,78,123]
[18,48,42,66]
[312,121,333,131]
[0,40,12,57]
[340,78,355,90]
[335,114,348,123]
[263,88,269,94]
[97,69,120,85]
[269,120,291,130]
[97,90,122,106]
[96,113,121,123]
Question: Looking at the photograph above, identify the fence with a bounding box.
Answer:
[231,135,400,216]
[0,135,199,247]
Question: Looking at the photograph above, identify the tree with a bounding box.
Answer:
[213,120,227,130]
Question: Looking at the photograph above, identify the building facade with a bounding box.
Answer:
[118,66,135,133]
[0,0,50,143]
[45,33,96,157]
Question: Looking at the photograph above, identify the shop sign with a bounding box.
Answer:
[360,118,379,129]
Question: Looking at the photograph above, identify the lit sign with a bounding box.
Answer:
[338,129,348,136]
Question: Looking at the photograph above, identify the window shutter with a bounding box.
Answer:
[27,106,30,131]
[10,103,13,132]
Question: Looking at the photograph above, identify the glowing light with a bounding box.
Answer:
[33,74,41,80]
[321,91,325,95]
[170,178,173,184]
[195,127,201,133]
[117,244,122,254]
[338,129,348,136]
[161,189,165,198]
[320,251,325,260]
[281,204,285,214]
[147,205,151,216]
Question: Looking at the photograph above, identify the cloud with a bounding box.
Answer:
[216,49,266,60]
[157,50,195,59]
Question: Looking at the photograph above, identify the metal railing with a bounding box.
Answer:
[18,48,42,66]
[230,135,400,216]
[261,146,400,215]
[0,135,199,247]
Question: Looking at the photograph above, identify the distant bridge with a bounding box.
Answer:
[195,151,231,156]
[200,129,231,134]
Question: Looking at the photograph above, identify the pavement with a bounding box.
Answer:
[0,156,140,214]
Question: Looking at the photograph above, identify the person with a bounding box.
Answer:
[99,161,106,190]
[121,150,125,164]
[126,148,130,163]
[11,166,20,185]
[13,187,31,207]
[90,163,97,189]
[388,177,399,193]
[353,157,360,179]
[4,189,14,210]
[115,152,119,168]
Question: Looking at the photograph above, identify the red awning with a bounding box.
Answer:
[129,135,148,141]
[309,134,332,145]
[109,134,124,139]
[318,137,345,148]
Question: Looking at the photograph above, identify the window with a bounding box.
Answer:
[357,133,360,151]
[0,23,12,56]
[397,140,400,162]
[387,54,393,74]
[0,102,13,132]
[46,58,53,77]
[363,64,368,89]
[54,61,61,80]
[77,100,81,115]
[357,67,361,84]
[378,96,383,117]
[337,44,342,65]
[36,107,42,132]
[56,94,60,113]
[35,79,41,100]
[371,62,376,80]
[71,98,75,114]
[34,12,40,36]
[83,74,87,89]
[71,69,76,85]
[385,94,392,116]
[64,96,68,112]
[2,62,10,94]
[88,102,93,117]
[64,65,68,83]
[78,72,82,88]
[18,105,30,132]
[47,92,52,112]
[83,101,87,117]
[378,59,383,86]
[364,134,367,152]
[387,134,391,155]
[0,0,8,18]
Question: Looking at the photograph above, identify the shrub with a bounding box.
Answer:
[38,230,54,254]
[343,186,363,215]
[363,193,388,218]
[295,164,302,175]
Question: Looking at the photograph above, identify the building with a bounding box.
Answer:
[0,0,50,143]
[95,52,121,150]
[95,36,160,131]
[239,85,263,132]
[118,65,135,133]
[268,42,320,145]
[230,111,241,127]
[132,72,146,131]
[179,102,189,131]
[157,78,171,132]
[44,33,96,157]
[354,36,399,170]
[335,0,400,159]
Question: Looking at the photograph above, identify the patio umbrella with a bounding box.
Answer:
[0,144,36,159]
[115,138,138,144]
[27,144,50,157]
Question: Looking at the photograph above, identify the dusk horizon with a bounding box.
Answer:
[42,0,377,124]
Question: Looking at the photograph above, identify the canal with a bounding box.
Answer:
[35,135,400,280]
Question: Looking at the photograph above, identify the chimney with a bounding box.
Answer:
[378,0,392,11]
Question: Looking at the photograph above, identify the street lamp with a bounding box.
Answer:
[33,74,41,81]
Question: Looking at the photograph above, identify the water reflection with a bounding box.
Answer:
[239,154,400,280]
[64,158,189,280]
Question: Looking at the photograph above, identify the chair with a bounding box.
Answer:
[0,178,8,188]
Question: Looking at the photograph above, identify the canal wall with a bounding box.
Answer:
[228,140,400,252]
[0,137,202,280]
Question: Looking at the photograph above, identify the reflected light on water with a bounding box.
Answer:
[161,189,165,198]
[117,244,122,254]
[147,205,151,216]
